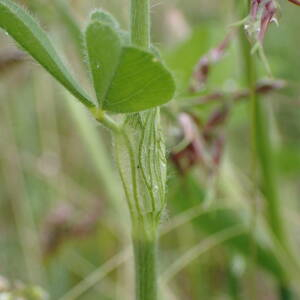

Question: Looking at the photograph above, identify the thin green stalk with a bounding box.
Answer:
[237,1,295,298]
[235,3,259,298]
[90,108,122,133]
[130,0,160,299]
[130,0,150,49]
[239,0,286,250]
[239,20,259,300]
[132,217,158,300]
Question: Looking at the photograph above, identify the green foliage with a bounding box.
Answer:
[164,27,210,95]
[104,47,175,113]
[0,0,94,108]
[2,0,300,299]
[169,175,285,280]
[85,20,175,113]
[0,0,175,114]
[85,21,122,107]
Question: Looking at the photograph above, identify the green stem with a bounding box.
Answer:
[237,1,295,298]
[90,108,122,133]
[239,0,286,247]
[130,1,160,300]
[130,0,150,49]
[133,217,158,300]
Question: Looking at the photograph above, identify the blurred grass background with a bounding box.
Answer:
[1,0,300,299]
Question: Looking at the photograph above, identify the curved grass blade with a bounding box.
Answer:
[85,21,122,107]
[104,47,175,113]
[0,0,95,108]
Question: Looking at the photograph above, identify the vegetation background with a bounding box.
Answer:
[1,0,300,299]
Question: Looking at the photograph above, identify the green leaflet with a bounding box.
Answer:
[0,0,94,108]
[85,22,122,107]
[105,47,175,113]
[85,20,175,113]
[90,9,120,30]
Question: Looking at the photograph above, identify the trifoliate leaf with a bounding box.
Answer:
[85,21,175,113]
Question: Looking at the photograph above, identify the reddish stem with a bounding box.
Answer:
[288,0,300,6]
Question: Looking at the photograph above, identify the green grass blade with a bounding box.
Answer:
[0,0,95,108]
[85,21,122,108]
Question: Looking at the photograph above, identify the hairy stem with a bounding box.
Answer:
[130,1,160,300]
[132,217,158,300]
[130,0,150,49]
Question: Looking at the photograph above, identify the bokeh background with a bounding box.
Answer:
[1,0,300,299]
